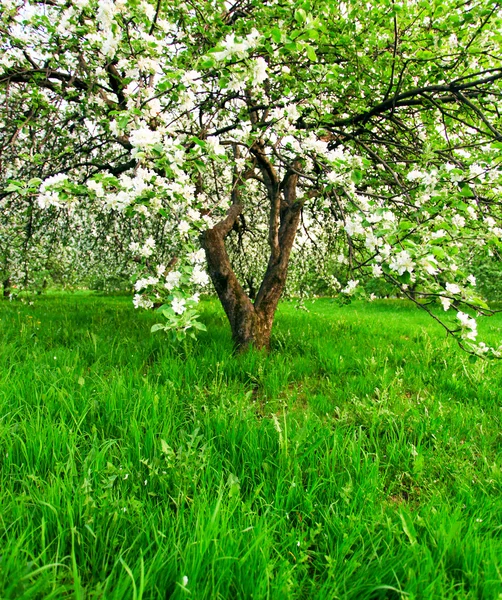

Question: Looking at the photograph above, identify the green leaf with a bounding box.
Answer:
[200,57,215,69]
[398,220,414,231]
[398,271,411,285]
[5,183,23,192]
[305,44,318,62]
[295,8,307,23]
[155,303,170,312]
[460,185,474,198]
[305,29,319,41]
[271,27,282,44]
[151,323,165,332]
[431,246,446,259]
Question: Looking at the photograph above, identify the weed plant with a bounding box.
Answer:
[0,295,501,599]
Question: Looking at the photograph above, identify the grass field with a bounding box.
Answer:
[0,294,501,599]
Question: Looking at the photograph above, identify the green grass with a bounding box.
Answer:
[0,294,501,599]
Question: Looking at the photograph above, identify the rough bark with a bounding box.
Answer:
[201,154,303,351]
[202,218,284,350]
[201,201,269,349]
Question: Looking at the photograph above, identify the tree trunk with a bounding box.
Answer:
[202,221,275,350]
[201,154,302,351]
[3,277,11,298]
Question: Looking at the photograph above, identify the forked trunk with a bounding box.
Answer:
[202,225,278,351]
[201,157,302,351]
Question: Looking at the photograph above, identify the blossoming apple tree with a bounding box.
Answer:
[1,0,502,354]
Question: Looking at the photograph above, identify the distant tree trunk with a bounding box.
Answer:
[3,277,11,298]
[246,277,256,301]
[201,150,302,351]
[407,282,418,300]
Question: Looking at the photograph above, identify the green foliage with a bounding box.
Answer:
[151,305,207,341]
[0,295,501,599]
[471,254,502,301]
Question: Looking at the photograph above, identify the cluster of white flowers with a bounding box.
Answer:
[421,255,439,275]
[191,265,209,286]
[445,282,460,294]
[405,167,439,189]
[189,249,206,263]
[389,251,415,276]
[451,214,466,228]
[129,237,156,258]
[212,29,262,62]
[270,104,301,129]
[171,297,186,315]
[484,216,502,239]
[37,174,69,208]
[206,137,226,157]
[38,191,63,209]
[133,294,154,309]
[87,180,105,198]
[165,270,181,290]
[134,276,158,291]
[40,174,68,190]
[253,57,269,85]
[129,124,162,153]
[457,311,478,341]
[344,215,366,237]
[178,220,191,235]
[342,279,359,295]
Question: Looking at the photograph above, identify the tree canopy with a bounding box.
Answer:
[1,0,502,354]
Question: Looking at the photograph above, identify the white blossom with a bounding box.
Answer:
[178,220,190,235]
[451,214,465,228]
[172,298,186,315]
[253,57,269,84]
[445,283,461,295]
[189,249,206,263]
[342,279,359,295]
[129,126,162,150]
[87,179,105,197]
[406,170,423,182]
[389,250,415,276]
[165,270,181,290]
[133,294,154,309]
[457,311,477,340]
[191,265,210,286]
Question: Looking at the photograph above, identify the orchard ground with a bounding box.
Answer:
[0,294,501,600]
